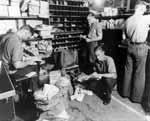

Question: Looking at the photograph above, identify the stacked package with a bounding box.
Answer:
[28,0,40,16]
[0,0,9,16]
[9,0,21,17]
[39,0,49,18]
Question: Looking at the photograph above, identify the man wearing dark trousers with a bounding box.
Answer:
[122,1,150,103]
[81,10,103,73]
[80,46,117,105]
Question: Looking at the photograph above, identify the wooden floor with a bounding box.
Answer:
[111,91,146,121]
[15,90,147,121]
[68,91,146,121]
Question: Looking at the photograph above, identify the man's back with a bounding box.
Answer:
[0,33,23,70]
[125,14,150,43]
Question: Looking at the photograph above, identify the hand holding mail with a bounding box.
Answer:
[90,72,102,79]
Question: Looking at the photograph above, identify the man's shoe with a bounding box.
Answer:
[102,92,111,105]
[103,98,111,105]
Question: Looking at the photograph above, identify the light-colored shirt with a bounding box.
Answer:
[0,33,23,70]
[124,14,150,43]
[87,21,103,63]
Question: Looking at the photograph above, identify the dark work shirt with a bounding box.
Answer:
[94,56,116,74]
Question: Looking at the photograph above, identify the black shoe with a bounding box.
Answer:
[102,92,111,105]
[103,98,111,105]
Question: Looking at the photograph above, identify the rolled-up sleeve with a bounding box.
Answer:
[96,23,103,38]
[107,57,116,73]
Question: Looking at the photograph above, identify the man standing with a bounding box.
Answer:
[0,25,39,71]
[122,1,150,103]
[82,10,103,70]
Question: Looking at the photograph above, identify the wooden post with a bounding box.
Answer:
[130,0,137,9]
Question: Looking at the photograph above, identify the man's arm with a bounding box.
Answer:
[13,59,36,69]
[103,56,117,79]
[89,57,117,79]
[88,71,117,79]
[12,42,42,69]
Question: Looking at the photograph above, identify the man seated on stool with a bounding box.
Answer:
[80,46,117,105]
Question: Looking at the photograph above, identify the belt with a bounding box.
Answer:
[130,42,146,45]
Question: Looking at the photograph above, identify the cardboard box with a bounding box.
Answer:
[35,25,53,38]
[11,0,21,5]
[8,5,21,17]
[28,0,40,16]
[39,1,49,18]
[0,20,17,35]
[10,0,21,5]
[0,0,9,5]
[0,5,9,16]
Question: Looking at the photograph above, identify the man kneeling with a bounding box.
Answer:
[79,46,117,105]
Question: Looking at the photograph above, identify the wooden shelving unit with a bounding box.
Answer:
[0,16,48,20]
[49,0,89,52]
[101,14,131,20]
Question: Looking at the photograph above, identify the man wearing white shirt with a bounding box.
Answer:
[122,1,150,103]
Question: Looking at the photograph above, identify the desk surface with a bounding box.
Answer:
[12,65,38,82]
